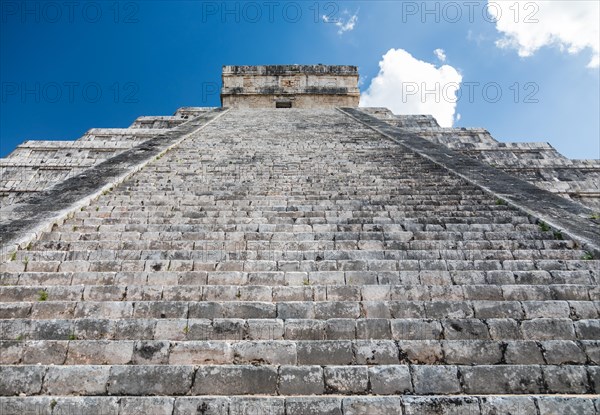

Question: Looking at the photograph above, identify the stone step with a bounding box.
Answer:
[1,284,597,302]
[58,219,536,229]
[4,258,598,275]
[34,224,556,236]
[68,213,531,223]
[2,300,599,320]
[78,206,528,216]
[1,339,597,366]
[25,238,577,252]
[52,208,533,216]
[2,318,598,341]
[1,364,597,396]
[8,247,590,263]
[96,197,507,205]
[1,395,597,415]
[3,270,596,287]
[70,204,521,213]
[23,228,573,240]
[63,217,539,228]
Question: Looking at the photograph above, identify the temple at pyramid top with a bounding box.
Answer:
[221,64,360,108]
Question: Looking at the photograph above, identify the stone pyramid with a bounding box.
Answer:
[1,65,599,414]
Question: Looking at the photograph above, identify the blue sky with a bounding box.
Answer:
[1,1,598,159]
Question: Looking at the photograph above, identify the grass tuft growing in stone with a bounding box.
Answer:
[37,290,48,301]
[582,251,594,260]
[538,221,550,232]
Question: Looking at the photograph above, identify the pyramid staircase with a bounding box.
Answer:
[1,108,599,414]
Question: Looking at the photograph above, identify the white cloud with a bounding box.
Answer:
[434,48,447,62]
[490,1,599,68]
[360,48,462,128]
[322,10,358,35]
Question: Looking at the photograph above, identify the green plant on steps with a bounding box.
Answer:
[37,290,48,301]
[538,221,550,232]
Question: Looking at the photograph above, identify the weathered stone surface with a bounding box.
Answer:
[297,341,353,365]
[398,340,443,364]
[0,366,45,395]
[229,397,285,415]
[66,340,132,365]
[480,397,537,415]
[537,397,598,415]
[542,340,587,364]
[443,340,502,365]
[368,365,412,395]
[403,397,479,415]
[44,366,109,395]
[119,397,174,415]
[342,397,402,415]
[504,340,544,364]
[324,366,368,394]
[354,340,399,364]
[233,340,296,365]
[173,397,230,415]
[132,340,170,364]
[542,366,590,393]
[22,340,68,364]
[278,366,324,395]
[412,366,461,394]
[193,365,278,395]
[108,366,194,395]
[460,366,544,394]
[286,397,342,415]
